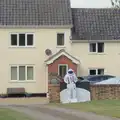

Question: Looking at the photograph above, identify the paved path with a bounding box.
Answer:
[1,104,120,120]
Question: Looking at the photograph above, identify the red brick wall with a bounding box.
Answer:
[90,85,120,100]
[48,55,77,75]
[48,84,60,103]
[48,84,120,103]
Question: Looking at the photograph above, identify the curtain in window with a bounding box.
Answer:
[27,66,33,80]
[98,69,104,75]
[19,66,25,80]
[90,43,96,52]
[101,69,104,75]
[90,43,93,52]
[11,66,17,80]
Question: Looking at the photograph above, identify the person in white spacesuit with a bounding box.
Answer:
[64,69,78,103]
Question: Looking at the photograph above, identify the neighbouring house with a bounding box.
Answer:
[0,0,120,95]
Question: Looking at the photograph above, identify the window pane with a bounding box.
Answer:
[89,69,96,75]
[62,66,67,77]
[90,43,96,52]
[19,66,25,80]
[98,43,104,53]
[57,34,64,46]
[59,66,62,77]
[59,65,67,77]
[27,34,33,46]
[11,66,17,80]
[98,69,104,75]
[27,66,33,80]
[19,34,25,46]
[11,34,17,46]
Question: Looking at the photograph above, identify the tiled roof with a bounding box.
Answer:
[72,8,120,40]
[0,0,72,27]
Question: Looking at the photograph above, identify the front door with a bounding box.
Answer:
[58,64,68,78]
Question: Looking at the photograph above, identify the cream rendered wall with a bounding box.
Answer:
[0,28,71,94]
[71,41,120,77]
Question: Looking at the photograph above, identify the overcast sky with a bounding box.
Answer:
[71,0,112,8]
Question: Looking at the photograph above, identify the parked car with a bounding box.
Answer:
[77,75,115,84]
[95,77,120,84]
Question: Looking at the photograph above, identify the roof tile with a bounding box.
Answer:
[0,0,72,26]
[72,8,120,40]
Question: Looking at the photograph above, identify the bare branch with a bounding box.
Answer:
[111,0,120,8]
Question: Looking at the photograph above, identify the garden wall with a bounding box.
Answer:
[48,84,120,103]
[48,84,60,103]
[90,85,120,100]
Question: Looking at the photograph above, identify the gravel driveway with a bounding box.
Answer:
[1,104,120,120]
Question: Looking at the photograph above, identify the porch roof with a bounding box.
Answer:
[45,49,80,65]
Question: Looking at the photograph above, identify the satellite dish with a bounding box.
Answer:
[45,49,52,56]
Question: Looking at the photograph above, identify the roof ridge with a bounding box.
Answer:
[0,0,72,26]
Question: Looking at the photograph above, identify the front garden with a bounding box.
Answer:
[49,100,120,118]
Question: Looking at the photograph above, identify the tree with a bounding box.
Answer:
[111,0,120,8]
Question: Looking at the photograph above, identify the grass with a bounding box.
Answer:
[0,108,32,120]
[49,100,120,118]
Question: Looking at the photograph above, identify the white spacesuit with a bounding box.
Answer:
[64,69,78,103]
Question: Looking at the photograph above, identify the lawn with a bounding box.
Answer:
[0,108,32,120]
[49,100,120,118]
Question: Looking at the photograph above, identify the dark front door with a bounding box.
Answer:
[58,64,68,78]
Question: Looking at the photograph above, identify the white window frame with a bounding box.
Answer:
[89,42,104,53]
[56,32,65,47]
[88,68,104,75]
[10,33,35,47]
[58,64,68,76]
[10,64,35,82]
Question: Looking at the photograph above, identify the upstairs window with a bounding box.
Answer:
[19,34,25,46]
[57,33,64,46]
[11,34,17,46]
[89,42,104,53]
[89,69,104,75]
[11,33,34,47]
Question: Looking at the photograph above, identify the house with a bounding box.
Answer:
[0,0,120,95]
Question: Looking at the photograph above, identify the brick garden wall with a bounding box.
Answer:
[90,85,120,100]
[48,84,60,103]
[48,84,120,103]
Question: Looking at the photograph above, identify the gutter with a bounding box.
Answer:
[0,25,73,29]
[71,40,120,43]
